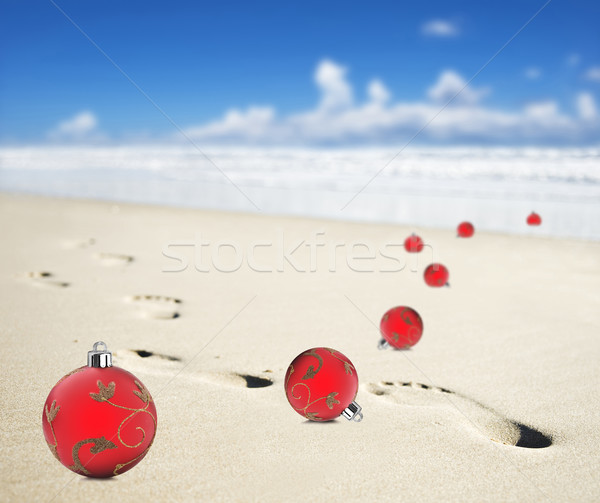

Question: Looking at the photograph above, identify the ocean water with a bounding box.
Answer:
[1,145,599,240]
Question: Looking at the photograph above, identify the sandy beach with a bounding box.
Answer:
[1,193,599,502]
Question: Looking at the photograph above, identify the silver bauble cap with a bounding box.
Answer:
[87,341,112,368]
[341,401,363,422]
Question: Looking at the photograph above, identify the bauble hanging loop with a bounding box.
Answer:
[87,341,112,368]
[341,401,363,422]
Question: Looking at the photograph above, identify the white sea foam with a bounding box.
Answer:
[1,145,599,239]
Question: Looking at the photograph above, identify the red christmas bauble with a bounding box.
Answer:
[457,221,475,238]
[42,342,157,478]
[284,347,362,422]
[404,233,424,253]
[527,212,542,226]
[424,263,449,287]
[380,306,423,349]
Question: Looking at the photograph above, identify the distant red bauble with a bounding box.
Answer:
[457,221,475,238]
[404,234,424,253]
[424,263,449,287]
[527,212,542,226]
[284,347,360,422]
[43,343,157,478]
[380,306,423,349]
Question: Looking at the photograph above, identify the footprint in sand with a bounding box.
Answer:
[62,238,96,249]
[365,381,551,449]
[116,348,182,364]
[95,252,134,266]
[197,372,274,388]
[113,349,182,375]
[20,271,70,288]
[114,349,273,388]
[127,295,182,319]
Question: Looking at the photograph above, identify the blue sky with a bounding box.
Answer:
[1,0,599,145]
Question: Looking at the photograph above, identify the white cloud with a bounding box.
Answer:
[182,59,599,146]
[47,111,101,142]
[421,19,459,38]
[314,59,353,111]
[525,67,541,80]
[427,70,489,105]
[584,66,600,83]
[576,92,597,121]
[185,107,277,143]
[367,79,391,105]
[524,101,559,119]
